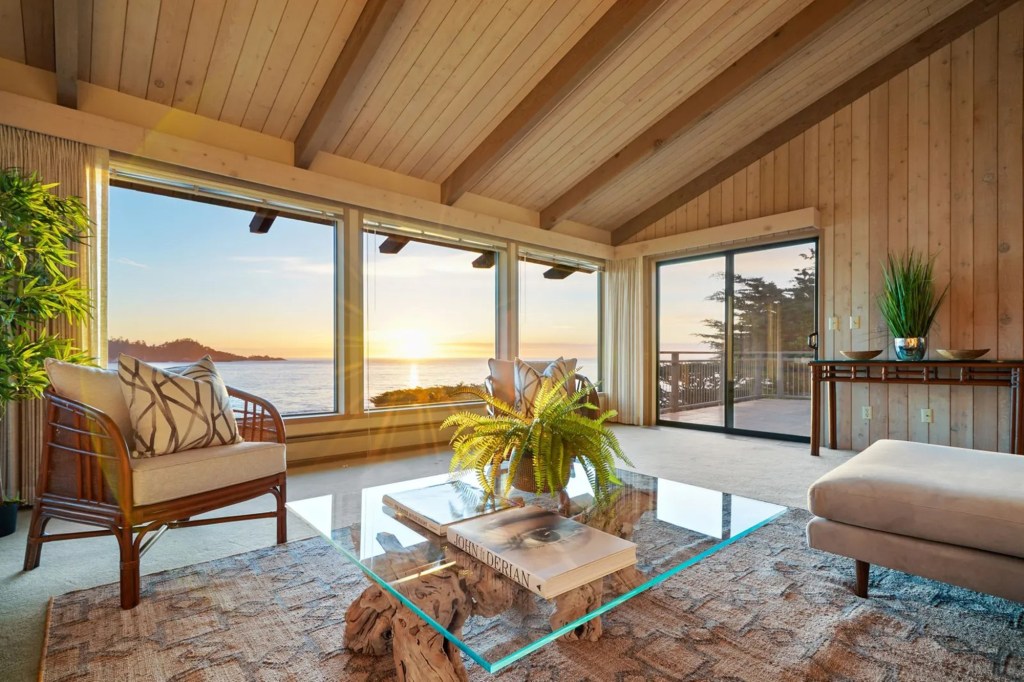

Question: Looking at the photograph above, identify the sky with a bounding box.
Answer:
[108,187,599,360]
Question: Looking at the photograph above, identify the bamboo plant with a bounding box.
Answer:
[442,376,632,499]
[877,250,948,339]
[0,168,91,504]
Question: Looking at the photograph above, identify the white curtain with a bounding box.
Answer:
[0,125,108,502]
[602,256,647,425]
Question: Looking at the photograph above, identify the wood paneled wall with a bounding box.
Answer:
[630,6,1024,452]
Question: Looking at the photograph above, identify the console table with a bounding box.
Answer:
[809,359,1024,456]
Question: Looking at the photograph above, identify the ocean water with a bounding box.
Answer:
[109,357,597,416]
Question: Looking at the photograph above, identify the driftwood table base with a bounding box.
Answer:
[550,578,604,641]
[342,485,658,676]
[345,570,471,682]
[343,562,615,676]
[392,570,470,682]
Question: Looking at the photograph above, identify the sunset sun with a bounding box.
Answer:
[392,329,435,360]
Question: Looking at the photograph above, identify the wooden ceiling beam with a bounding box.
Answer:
[440,0,666,206]
[52,0,78,108]
[249,208,278,234]
[539,0,860,230]
[611,0,1017,245]
[294,0,405,169]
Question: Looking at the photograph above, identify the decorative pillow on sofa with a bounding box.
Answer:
[118,354,242,458]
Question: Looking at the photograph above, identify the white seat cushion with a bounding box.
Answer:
[808,439,1024,559]
[130,441,286,506]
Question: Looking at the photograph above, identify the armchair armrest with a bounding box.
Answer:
[574,373,602,420]
[227,386,286,444]
[42,387,134,511]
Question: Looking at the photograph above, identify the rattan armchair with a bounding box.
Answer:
[23,385,287,609]
[484,359,602,420]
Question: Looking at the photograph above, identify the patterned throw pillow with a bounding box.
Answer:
[118,354,242,458]
[543,356,577,398]
[513,358,542,416]
[514,357,578,416]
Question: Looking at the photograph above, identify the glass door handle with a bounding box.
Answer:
[806,332,818,350]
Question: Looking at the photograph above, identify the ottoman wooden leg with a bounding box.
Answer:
[855,560,869,598]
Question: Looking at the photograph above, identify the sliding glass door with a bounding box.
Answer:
[657,240,817,440]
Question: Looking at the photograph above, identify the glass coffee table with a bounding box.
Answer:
[288,465,786,680]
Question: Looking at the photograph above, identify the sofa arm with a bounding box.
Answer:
[227,386,286,444]
[42,387,134,510]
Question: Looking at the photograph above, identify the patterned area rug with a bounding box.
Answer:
[41,510,1023,681]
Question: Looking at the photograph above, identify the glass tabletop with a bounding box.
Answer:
[287,465,787,674]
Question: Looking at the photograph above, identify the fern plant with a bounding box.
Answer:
[442,375,632,500]
[878,250,948,339]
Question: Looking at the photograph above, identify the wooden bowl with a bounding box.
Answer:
[935,348,990,361]
[839,350,883,360]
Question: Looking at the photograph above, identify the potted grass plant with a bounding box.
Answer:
[877,250,948,361]
[0,168,91,536]
[443,376,632,500]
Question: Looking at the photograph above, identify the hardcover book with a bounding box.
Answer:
[382,481,515,536]
[446,505,637,599]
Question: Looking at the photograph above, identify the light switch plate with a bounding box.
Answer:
[921,408,933,424]
[849,315,861,330]
[828,316,839,331]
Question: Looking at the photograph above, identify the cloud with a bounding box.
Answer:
[115,257,149,269]
[229,256,332,277]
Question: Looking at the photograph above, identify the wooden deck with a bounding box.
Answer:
[660,398,811,437]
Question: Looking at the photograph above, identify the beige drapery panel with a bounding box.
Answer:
[602,257,647,425]
[0,125,108,502]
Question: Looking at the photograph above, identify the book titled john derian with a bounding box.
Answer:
[447,505,637,600]
[382,481,516,536]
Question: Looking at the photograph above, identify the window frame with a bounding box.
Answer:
[107,162,343,417]
[516,247,604,384]
[361,214,505,411]
[105,160,609,422]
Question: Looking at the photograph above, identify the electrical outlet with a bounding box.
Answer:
[827,316,840,331]
[849,315,861,330]
[921,408,934,424]
[862,406,872,420]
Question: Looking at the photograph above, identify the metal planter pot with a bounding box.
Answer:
[894,337,927,361]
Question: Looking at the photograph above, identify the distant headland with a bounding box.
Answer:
[108,337,285,362]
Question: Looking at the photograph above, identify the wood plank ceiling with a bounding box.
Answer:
[0,0,986,243]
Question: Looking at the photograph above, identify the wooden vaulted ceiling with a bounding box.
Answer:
[0,0,1005,245]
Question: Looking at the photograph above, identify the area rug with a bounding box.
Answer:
[41,510,1023,681]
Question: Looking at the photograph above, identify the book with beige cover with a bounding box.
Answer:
[447,505,637,599]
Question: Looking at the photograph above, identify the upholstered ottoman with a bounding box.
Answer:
[806,439,1024,602]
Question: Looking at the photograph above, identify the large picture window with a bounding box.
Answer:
[363,220,498,409]
[107,184,337,415]
[518,254,600,382]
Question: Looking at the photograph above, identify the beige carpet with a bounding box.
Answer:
[41,510,1023,681]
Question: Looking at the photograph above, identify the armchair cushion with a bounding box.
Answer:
[45,358,134,439]
[118,355,242,458]
[130,440,286,506]
[487,358,516,407]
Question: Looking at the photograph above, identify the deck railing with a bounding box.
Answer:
[658,351,813,413]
